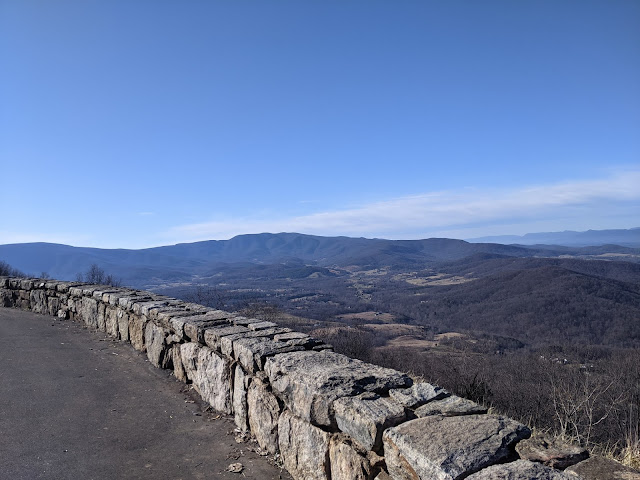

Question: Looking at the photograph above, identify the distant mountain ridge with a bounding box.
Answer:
[0,233,534,285]
[0,230,638,287]
[467,227,640,247]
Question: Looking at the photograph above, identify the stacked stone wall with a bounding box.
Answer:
[1,276,621,480]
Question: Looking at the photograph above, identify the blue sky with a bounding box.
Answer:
[1,1,638,248]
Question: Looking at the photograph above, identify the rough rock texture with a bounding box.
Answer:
[466,460,576,479]
[30,289,47,314]
[247,378,281,454]
[203,325,250,350]
[145,322,170,368]
[414,394,487,417]
[516,435,589,470]
[117,309,129,342]
[374,472,392,480]
[389,382,448,409]
[172,344,187,383]
[194,346,232,414]
[80,297,98,329]
[233,365,249,432]
[330,436,373,480]
[565,456,640,480]
[180,342,201,383]
[182,311,231,343]
[383,414,531,480]
[266,351,411,427]
[128,314,148,351]
[105,306,119,338]
[97,303,107,331]
[233,337,305,373]
[334,392,406,452]
[278,411,331,480]
[219,327,290,358]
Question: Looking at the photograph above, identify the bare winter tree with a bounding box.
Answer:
[0,260,25,277]
[182,284,226,309]
[76,264,121,287]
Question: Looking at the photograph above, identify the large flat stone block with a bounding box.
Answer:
[334,392,405,452]
[466,460,576,479]
[383,414,530,480]
[389,382,448,409]
[266,351,411,427]
[233,337,305,373]
[414,394,487,417]
[565,456,640,480]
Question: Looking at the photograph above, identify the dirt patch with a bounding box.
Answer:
[338,311,396,323]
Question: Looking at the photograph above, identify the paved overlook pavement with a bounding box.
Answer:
[0,308,291,480]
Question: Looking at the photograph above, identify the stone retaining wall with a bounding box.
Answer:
[0,276,607,479]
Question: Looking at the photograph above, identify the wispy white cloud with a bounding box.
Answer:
[165,170,640,242]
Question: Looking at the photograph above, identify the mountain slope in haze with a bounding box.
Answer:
[435,253,640,284]
[0,233,538,285]
[380,264,640,347]
[468,227,640,247]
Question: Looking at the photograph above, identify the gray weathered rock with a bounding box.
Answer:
[219,327,291,358]
[334,392,406,452]
[389,382,449,409]
[414,394,487,417]
[266,351,411,427]
[80,297,99,329]
[516,435,589,470]
[128,314,148,351]
[172,344,187,383]
[131,300,166,317]
[233,337,305,374]
[0,287,12,307]
[330,436,373,480]
[278,410,331,480]
[29,289,47,314]
[565,456,640,480]
[233,365,249,432]
[117,309,129,342]
[194,346,232,414]
[182,311,230,344]
[383,414,531,480]
[145,322,170,368]
[105,306,119,338]
[274,331,311,342]
[466,460,577,479]
[96,303,107,331]
[247,378,281,454]
[203,325,250,351]
[180,342,201,383]
[374,472,392,480]
[247,321,279,331]
[180,342,232,413]
[46,296,59,316]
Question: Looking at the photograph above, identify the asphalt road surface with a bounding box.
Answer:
[0,307,291,480]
